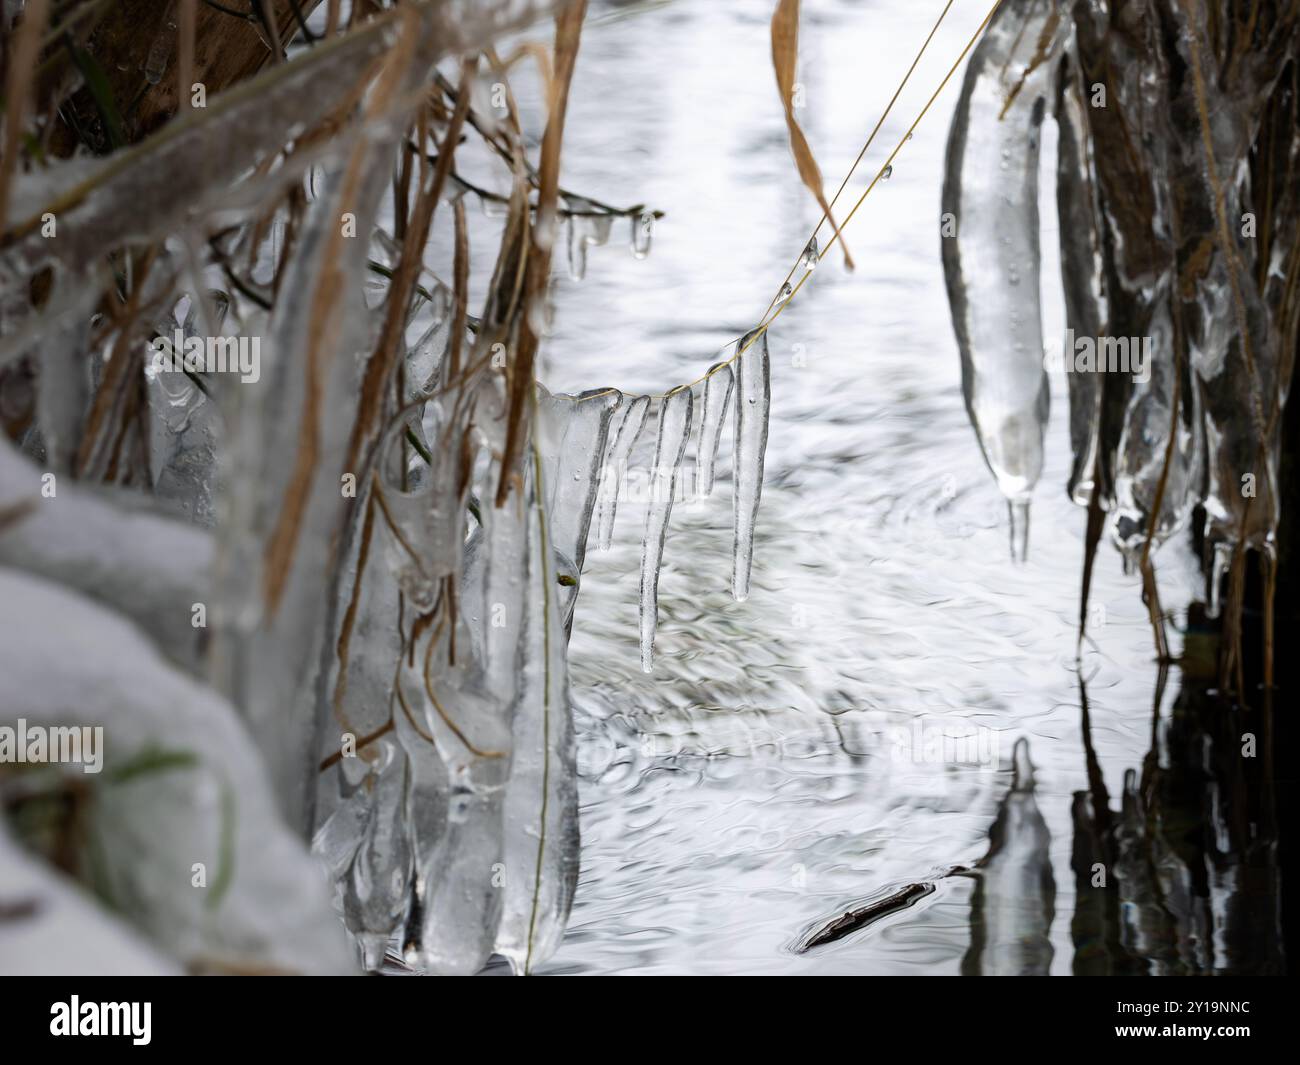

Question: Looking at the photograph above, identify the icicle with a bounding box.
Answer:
[779,281,794,302]
[536,387,623,631]
[1165,4,1280,556]
[395,407,519,975]
[1055,50,1109,509]
[396,602,511,976]
[732,329,770,601]
[596,394,649,549]
[1111,301,1203,564]
[639,386,693,672]
[496,453,578,974]
[566,218,589,281]
[396,704,450,969]
[696,362,734,497]
[311,453,411,962]
[941,0,1065,561]
[565,198,614,282]
[631,211,654,259]
[340,740,413,972]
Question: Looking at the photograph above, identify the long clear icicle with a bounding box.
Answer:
[639,386,693,672]
[697,362,734,497]
[340,739,412,972]
[537,387,623,631]
[732,330,770,601]
[496,448,578,974]
[941,0,1064,561]
[400,386,522,976]
[596,393,649,550]
[398,588,511,975]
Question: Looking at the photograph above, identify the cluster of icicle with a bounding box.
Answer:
[941,0,1298,608]
[0,0,773,974]
[310,279,772,972]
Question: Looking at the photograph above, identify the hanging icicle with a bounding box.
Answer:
[941,0,1065,561]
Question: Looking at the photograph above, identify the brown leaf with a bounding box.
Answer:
[771,0,854,270]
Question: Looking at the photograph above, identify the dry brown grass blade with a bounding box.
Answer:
[496,0,588,507]
[0,0,51,229]
[74,247,159,478]
[451,197,470,380]
[343,58,476,478]
[770,0,854,271]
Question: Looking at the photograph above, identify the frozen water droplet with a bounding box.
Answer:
[779,282,794,301]
[881,164,893,181]
[799,237,819,271]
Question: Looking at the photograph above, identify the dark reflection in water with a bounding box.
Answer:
[962,738,1055,976]
[1067,662,1283,975]
[959,650,1284,976]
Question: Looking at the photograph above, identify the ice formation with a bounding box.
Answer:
[0,0,780,978]
[696,362,734,497]
[941,0,1296,619]
[596,393,650,550]
[638,386,693,672]
[942,0,1064,561]
[731,330,771,601]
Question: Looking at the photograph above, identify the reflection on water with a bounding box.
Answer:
[1070,667,1283,976]
[490,0,1283,973]
[962,738,1055,976]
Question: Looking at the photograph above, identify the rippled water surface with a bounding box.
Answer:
[506,0,1214,974]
